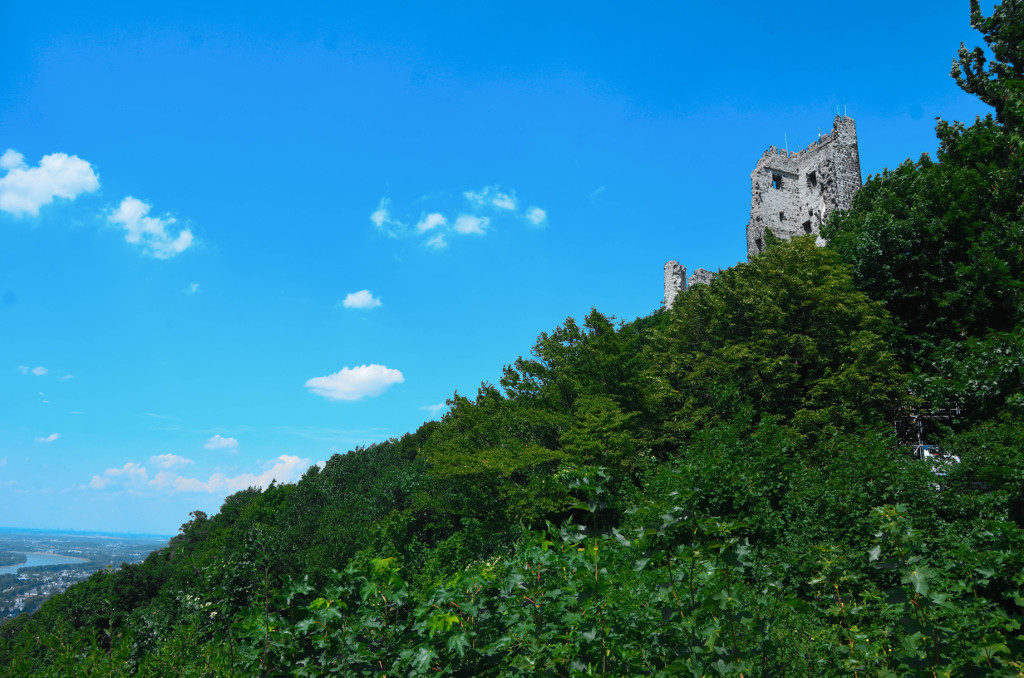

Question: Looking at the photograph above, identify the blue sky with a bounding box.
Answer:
[0,0,993,535]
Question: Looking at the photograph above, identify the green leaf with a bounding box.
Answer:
[446,633,470,658]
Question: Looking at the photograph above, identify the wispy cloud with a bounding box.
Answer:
[17,365,48,376]
[305,364,404,401]
[453,215,489,235]
[0,149,100,217]
[415,213,446,233]
[341,289,382,309]
[108,197,194,259]
[370,186,545,250]
[60,373,73,380]
[34,433,59,444]
[525,207,547,226]
[150,453,193,470]
[269,424,392,445]
[420,403,447,416]
[370,197,404,237]
[89,461,148,490]
[186,282,200,295]
[464,186,517,211]
[90,455,316,495]
[156,455,314,494]
[204,434,239,451]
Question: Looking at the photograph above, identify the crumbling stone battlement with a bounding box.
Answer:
[663,263,716,309]
[688,268,714,287]
[746,116,861,259]
[663,115,862,309]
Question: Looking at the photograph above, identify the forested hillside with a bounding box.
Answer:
[2,2,1023,675]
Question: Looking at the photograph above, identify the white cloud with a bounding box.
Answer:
[204,434,239,451]
[415,212,446,233]
[108,196,194,259]
[18,365,47,376]
[370,197,404,237]
[89,461,148,490]
[342,289,382,309]
[373,187,541,248]
[0,150,100,217]
[464,186,517,211]
[0,150,24,171]
[492,192,517,210]
[526,206,547,226]
[370,198,388,228]
[89,475,112,489]
[90,455,312,494]
[171,455,312,494]
[0,456,6,467]
[150,453,193,470]
[420,403,447,416]
[454,215,489,235]
[186,282,200,295]
[60,374,73,380]
[35,432,59,444]
[304,364,404,401]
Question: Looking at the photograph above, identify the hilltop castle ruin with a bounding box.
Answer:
[664,115,862,309]
[746,115,861,258]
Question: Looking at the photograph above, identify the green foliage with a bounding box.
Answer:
[824,17,1024,419]
[650,237,905,444]
[952,0,1024,130]
[4,2,1024,675]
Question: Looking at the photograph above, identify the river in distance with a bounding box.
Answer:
[0,551,88,575]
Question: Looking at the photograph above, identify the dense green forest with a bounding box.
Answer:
[3,2,1023,675]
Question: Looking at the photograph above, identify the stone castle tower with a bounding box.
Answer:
[664,115,862,309]
[663,262,715,310]
[746,115,861,258]
[664,261,686,309]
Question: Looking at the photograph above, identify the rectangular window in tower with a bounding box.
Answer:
[772,174,783,189]
[779,212,785,222]
[803,221,812,233]
[807,171,817,188]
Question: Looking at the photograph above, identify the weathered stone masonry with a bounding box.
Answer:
[663,263,716,310]
[664,261,686,310]
[664,115,862,309]
[745,115,861,259]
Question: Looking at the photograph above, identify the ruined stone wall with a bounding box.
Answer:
[688,268,714,287]
[746,116,861,259]
[664,260,686,309]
